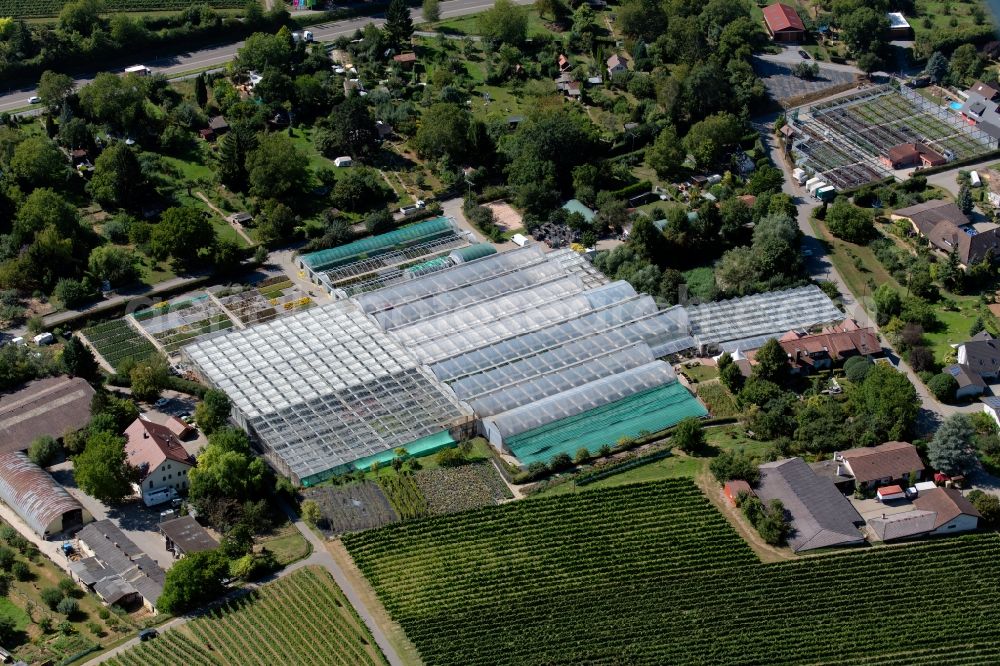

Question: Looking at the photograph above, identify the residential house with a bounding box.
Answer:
[956,330,1000,378]
[891,199,1000,268]
[958,81,1000,140]
[123,417,195,505]
[778,324,881,374]
[755,458,864,552]
[912,487,981,534]
[880,142,947,169]
[944,363,988,399]
[983,395,1000,429]
[606,54,628,77]
[836,442,925,490]
[762,3,806,42]
[558,54,570,72]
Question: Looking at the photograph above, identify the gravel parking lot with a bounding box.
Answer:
[753,58,856,102]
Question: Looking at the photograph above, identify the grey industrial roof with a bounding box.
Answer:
[0,451,86,537]
[756,458,864,552]
[685,285,843,350]
[159,516,218,555]
[77,520,165,606]
[0,376,95,453]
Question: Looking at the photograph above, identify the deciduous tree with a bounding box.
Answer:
[74,431,135,504]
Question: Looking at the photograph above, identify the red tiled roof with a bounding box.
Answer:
[123,417,194,481]
[877,484,904,496]
[762,3,805,33]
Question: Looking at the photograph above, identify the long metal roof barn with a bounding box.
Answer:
[0,451,90,538]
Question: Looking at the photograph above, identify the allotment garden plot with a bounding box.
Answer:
[791,84,997,190]
[345,479,1000,666]
[103,567,387,666]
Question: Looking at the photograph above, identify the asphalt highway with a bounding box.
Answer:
[0,0,532,112]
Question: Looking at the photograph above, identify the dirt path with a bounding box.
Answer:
[694,469,795,563]
[325,539,424,666]
[195,191,255,245]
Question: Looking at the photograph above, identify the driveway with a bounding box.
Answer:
[48,463,176,570]
[756,113,981,432]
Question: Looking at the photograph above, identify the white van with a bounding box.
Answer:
[970,170,982,187]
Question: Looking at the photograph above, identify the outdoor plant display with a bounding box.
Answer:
[345,480,1000,665]
[377,474,429,520]
[81,319,159,370]
[103,567,386,666]
[414,462,512,514]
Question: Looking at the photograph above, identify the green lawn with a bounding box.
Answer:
[425,7,559,38]
[680,363,717,383]
[259,529,312,566]
[923,298,983,365]
[0,597,30,632]
[810,216,899,306]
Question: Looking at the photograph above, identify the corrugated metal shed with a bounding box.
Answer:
[0,451,89,537]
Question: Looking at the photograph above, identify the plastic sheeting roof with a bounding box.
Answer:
[301,217,455,271]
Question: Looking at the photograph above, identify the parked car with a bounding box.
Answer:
[798,50,810,59]
[154,397,169,408]
[139,629,158,641]
[28,96,40,104]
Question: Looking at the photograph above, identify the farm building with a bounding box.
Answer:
[885,12,913,40]
[881,142,947,169]
[756,458,864,552]
[72,520,165,612]
[159,516,218,559]
[298,217,475,297]
[0,451,92,538]
[762,3,805,42]
[724,480,754,506]
[867,509,936,541]
[835,442,924,490]
[188,245,704,479]
[684,285,843,353]
[913,487,981,535]
[0,376,95,453]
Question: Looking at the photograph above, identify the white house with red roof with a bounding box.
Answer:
[123,416,195,505]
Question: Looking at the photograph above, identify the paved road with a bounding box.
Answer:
[925,156,1000,195]
[0,0,531,113]
[756,113,979,432]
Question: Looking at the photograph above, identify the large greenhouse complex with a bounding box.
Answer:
[186,238,709,483]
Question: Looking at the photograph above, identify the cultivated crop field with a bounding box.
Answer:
[345,480,1000,666]
[81,319,159,370]
[301,482,399,536]
[0,0,244,18]
[103,567,386,666]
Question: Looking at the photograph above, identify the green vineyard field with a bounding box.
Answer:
[104,567,387,666]
[344,479,1000,665]
[0,0,244,18]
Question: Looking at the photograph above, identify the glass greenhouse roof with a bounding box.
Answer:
[685,285,843,348]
